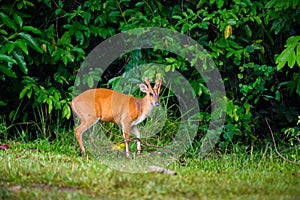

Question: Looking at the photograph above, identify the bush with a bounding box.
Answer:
[0,0,299,152]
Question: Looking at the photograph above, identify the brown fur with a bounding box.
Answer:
[71,77,162,157]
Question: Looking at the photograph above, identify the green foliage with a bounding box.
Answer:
[275,36,300,96]
[282,116,300,148]
[266,0,300,35]
[0,0,299,151]
[276,36,300,70]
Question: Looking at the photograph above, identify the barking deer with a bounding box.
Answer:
[71,77,162,157]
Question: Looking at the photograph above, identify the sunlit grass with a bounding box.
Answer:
[0,140,299,199]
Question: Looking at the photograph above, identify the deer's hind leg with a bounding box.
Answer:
[71,100,99,156]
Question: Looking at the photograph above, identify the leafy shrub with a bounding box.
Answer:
[0,0,299,153]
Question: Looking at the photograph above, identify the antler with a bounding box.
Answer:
[154,77,162,94]
[144,77,153,90]
[144,76,162,94]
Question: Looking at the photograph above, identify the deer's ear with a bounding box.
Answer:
[139,84,148,93]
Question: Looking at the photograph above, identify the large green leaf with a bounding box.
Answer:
[0,29,8,35]
[286,36,300,45]
[23,26,42,34]
[0,12,17,31]
[1,42,16,54]
[83,12,91,25]
[13,14,23,28]
[0,64,17,78]
[19,85,32,99]
[0,54,17,64]
[296,44,300,67]
[287,49,296,68]
[12,51,27,74]
[62,103,71,119]
[18,32,43,53]
[276,47,294,70]
[16,39,29,55]
[277,36,300,69]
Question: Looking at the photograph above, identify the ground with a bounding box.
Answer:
[0,141,299,199]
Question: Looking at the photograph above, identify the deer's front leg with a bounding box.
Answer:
[132,126,141,155]
[121,123,131,158]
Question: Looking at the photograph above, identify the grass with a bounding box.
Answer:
[0,139,299,199]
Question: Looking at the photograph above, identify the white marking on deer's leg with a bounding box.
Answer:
[132,126,141,154]
[122,123,131,158]
[125,139,130,158]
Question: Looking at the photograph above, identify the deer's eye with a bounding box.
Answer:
[150,93,153,96]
